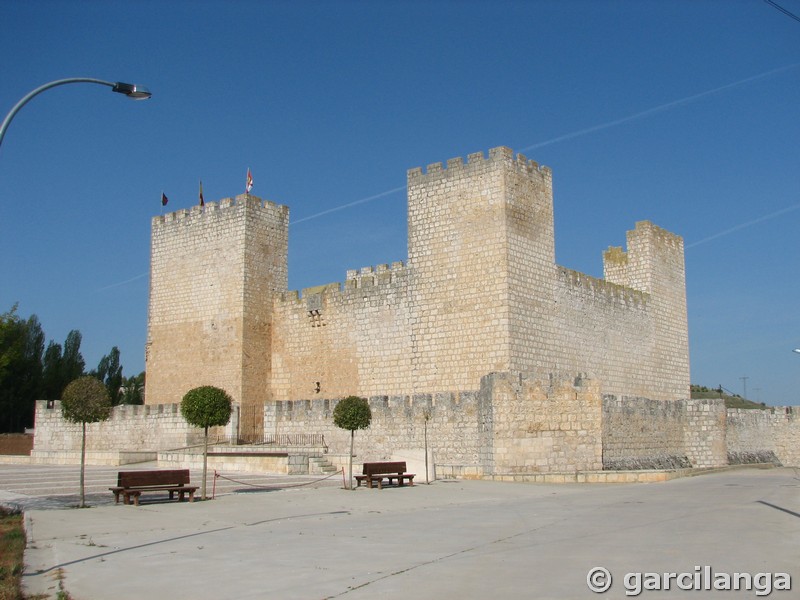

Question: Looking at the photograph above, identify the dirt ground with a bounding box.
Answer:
[0,434,33,455]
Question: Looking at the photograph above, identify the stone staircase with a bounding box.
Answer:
[309,456,339,475]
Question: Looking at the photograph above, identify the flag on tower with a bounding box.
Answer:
[161,192,168,207]
[199,181,204,207]
[246,168,253,193]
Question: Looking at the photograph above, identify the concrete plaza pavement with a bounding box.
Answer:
[6,465,799,599]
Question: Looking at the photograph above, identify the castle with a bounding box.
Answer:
[32,146,798,475]
[145,146,689,414]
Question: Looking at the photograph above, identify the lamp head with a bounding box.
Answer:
[111,82,152,100]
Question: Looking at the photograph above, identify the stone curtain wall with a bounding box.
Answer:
[483,372,603,473]
[270,263,413,401]
[727,406,799,467]
[602,396,687,469]
[601,397,729,469]
[553,269,654,399]
[31,385,799,471]
[31,400,206,453]
[264,391,488,476]
[683,399,728,468]
[265,372,605,476]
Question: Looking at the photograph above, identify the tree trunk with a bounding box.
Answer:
[202,425,209,499]
[80,421,86,508]
[349,430,354,490]
[424,418,429,484]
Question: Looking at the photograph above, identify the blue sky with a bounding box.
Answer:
[1,0,798,405]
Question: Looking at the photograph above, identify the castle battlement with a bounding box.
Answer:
[277,261,409,308]
[630,220,684,250]
[152,194,288,229]
[557,267,648,308]
[407,145,551,182]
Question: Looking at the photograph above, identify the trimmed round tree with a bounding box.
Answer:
[61,376,112,507]
[333,395,371,490]
[180,386,233,499]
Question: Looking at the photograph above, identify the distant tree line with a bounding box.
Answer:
[0,304,144,433]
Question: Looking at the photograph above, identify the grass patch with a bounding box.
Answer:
[0,505,25,600]
[691,385,767,409]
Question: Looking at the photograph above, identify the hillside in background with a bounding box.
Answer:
[690,385,766,409]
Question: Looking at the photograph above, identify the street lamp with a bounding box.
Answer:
[0,78,151,149]
[793,349,800,354]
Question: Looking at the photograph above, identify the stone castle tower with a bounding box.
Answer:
[146,196,288,425]
[145,146,689,418]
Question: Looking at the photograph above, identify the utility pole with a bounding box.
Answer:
[740,376,749,400]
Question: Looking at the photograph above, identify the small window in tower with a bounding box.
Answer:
[307,309,324,327]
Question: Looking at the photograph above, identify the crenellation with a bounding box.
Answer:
[467,150,485,164]
[557,267,648,307]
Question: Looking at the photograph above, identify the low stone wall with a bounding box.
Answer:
[683,399,728,468]
[727,406,798,467]
[485,373,603,473]
[157,450,299,474]
[602,396,688,469]
[28,450,157,466]
[28,380,798,474]
[31,400,231,456]
[264,390,487,474]
[601,396,729,469]
[265,372,605,476]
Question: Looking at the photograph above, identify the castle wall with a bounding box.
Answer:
[727,406,799,467]
[31,400,205,454]
[264,390,488,477]
[146,195,288,414]
[30,385,798,471]
[265,372,604,476]
[552,269,654,397]
[483,372,604,473]
[683,399,728,468]
[270,263,412,400]
[602,395,687,469]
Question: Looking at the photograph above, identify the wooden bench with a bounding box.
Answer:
[109,469,198,506]
[354,461,415,489]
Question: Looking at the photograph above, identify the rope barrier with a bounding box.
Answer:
[213,468,344,492]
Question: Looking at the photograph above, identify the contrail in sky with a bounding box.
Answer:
[289,62,800,227]
[101,64,799,290]
[290,186,406,225]
[519,62,800,152]
[685,202,800,249]
[94,272,147,292]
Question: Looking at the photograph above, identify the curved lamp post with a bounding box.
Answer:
[0,78,151,149]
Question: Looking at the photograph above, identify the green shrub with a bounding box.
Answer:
[180,386,233,430]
